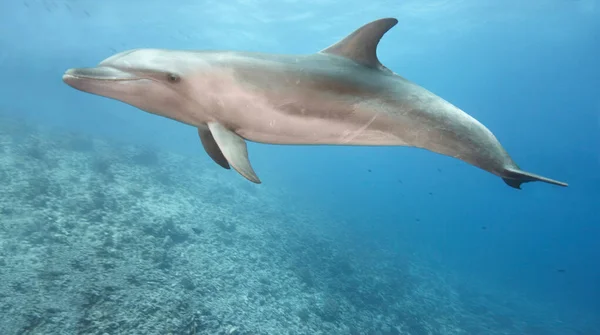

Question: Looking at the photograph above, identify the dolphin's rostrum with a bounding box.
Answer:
[63,18,567,189]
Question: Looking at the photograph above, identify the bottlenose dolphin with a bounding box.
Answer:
[63,18,567,189]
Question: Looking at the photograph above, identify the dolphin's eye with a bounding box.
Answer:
[166,73,180,83]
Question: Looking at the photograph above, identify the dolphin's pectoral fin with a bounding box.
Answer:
[502,167,568,189]
[206,122,261,184]
[198,127,230,170]
[320,18,397,71]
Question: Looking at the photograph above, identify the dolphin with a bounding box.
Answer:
[62,18,567,189]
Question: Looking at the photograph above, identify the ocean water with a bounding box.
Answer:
[0,1,599,334]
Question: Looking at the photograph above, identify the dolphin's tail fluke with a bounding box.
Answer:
[502,167,568,189]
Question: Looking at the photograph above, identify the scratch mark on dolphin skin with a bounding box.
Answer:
[341,113,378,144]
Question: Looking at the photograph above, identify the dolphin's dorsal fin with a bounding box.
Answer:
[320,18,398,71]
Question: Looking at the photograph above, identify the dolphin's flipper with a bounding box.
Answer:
[320,17,398,71]
[207,122,261,184]
[198,127,230,170]
[502,167,568,189]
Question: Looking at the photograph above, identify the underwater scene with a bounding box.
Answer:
[0,1,599,334]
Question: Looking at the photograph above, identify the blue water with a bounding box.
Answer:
[1,1,599,334]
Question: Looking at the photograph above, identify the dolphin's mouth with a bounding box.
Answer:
[63,66,140,82]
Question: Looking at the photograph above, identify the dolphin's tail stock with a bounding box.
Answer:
[502,167,568,189]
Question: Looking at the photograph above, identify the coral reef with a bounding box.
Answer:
[0,113,596,335]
